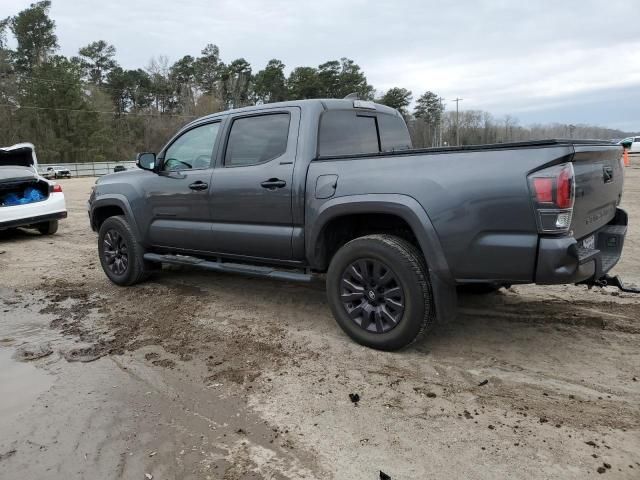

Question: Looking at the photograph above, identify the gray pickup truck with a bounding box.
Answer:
[88,99,628,350]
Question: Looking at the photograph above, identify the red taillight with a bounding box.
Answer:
[533,178,553,203]
[556,165,573,209]
[51,184,63,193]
[528,162,575,233]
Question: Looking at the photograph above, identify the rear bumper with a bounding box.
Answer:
[0,210,67,230]
[535,208,627,284]
[0,193,67,230]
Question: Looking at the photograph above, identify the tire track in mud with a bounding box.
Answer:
[36,276,315,388]
[457,288,640,334]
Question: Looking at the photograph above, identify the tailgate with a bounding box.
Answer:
[571,144,623,239]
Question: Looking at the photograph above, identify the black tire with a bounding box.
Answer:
[98,216,151,286]
[326,234,434,351]
[37,220,58,235]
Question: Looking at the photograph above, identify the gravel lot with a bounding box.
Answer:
[0,161,639,479]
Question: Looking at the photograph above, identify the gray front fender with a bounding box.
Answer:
[90,194,143,244]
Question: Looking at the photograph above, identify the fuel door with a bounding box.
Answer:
[315,174,338,199]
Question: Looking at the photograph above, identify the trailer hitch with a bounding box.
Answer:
[587,274,640,294]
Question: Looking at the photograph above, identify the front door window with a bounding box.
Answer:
[163,122,220,171]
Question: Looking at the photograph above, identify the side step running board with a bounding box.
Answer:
[143,253,313,282]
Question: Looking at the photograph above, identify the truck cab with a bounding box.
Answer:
[91,100,409,263]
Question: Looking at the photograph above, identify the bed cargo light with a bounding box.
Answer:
[528,163,575,234]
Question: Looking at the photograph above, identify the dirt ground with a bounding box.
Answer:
[0,160,639,480]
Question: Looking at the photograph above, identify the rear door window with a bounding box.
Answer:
[224,113,290,167]
[318,111,380,157]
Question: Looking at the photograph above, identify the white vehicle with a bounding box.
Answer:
[0,143,67,234]
[620,136,640,153]
[41,165,72,179]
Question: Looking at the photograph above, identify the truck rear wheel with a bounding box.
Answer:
[98,216,151,286]
[326,234,434,351]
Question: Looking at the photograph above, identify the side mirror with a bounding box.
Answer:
[136,152,156,171]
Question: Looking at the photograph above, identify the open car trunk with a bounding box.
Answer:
[0,166,50,207]
[0,143,37,169]
[0,143,49,207]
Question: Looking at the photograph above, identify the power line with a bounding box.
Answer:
[0,103,198,118]
[0,73,192,101]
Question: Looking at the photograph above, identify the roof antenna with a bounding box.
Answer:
[343,92,359,100]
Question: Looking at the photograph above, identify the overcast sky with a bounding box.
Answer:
[4,0,640,131]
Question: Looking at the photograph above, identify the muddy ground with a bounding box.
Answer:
[0,160,639,479]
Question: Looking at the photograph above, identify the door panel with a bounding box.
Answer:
[209,108,299,259]
[146,170,214,250]
[144,121,221,251]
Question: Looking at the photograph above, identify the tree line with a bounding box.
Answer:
[0,2,636,164]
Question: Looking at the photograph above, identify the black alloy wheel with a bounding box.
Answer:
[326,234,435,351]
[102,228,129,276]
[98,215,155,286]
[340,258,405,333]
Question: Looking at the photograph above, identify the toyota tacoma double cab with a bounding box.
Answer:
[88,99,628,350]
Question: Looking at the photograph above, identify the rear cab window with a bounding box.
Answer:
[317,109,411,157]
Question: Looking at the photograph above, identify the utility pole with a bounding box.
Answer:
[453,97,463,146]
[438,97,444,147]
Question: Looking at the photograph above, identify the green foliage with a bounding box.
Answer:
[220,58,252,109]
[9,1,57,72]
[378,88,412,114]
[77,40,118,85]
[1,1,635,162]
[317,58,373,99]
[287,66,322,99]
[194,43,222,95]
[286,58,373,101]
[253,59,287,104]
[0,17,10,49]
[106,67,153,112]
[17,55,99,162]
[414,91,443,125]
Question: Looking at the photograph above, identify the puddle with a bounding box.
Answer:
[0,289,63,429]
[0,347,53,424]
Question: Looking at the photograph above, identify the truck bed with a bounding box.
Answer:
[308,139,624,285]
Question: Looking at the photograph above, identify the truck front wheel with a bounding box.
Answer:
[98,216,151,286]
[326,234,435,351]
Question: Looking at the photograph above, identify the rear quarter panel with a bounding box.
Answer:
[307,145,575,283]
